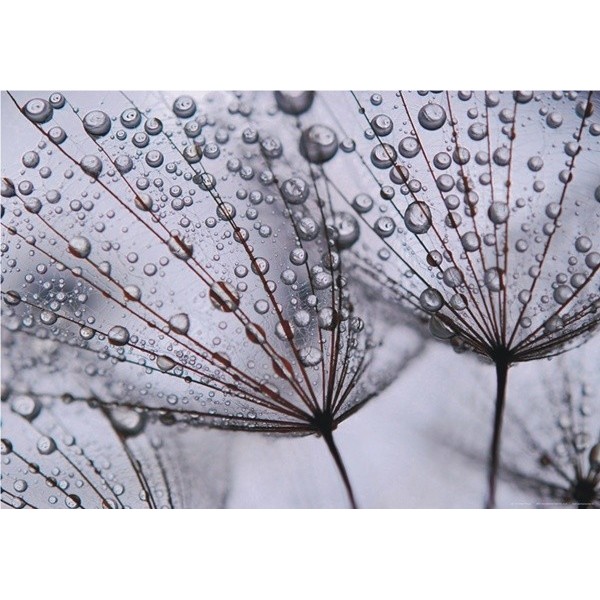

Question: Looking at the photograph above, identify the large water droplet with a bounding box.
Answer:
[169,313,190,334]
[330,212,360,249]
[300,125,338,164]
[108,326,130,346]
[420,288,443,312]
[68,236,91,258]
[120,108,141,129]
[173,95,196,118]
[37,436,57,455]
[80,155,103,178]
[209,281,240,312]
[404,202,432,234]
[83,110,111,137]
[300,346,323,367]
[374,216,395,238]
[398,136,420,158]
[418,103,447,130]
[371,114,393,136]
[274,91,315,115]
[281,177,309,204]
[484,268,503,292]
[23,98,53,123]
[488,202,509,224]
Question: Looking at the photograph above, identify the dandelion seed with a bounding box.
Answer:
[303,90,600,507]
[1,91,424,507]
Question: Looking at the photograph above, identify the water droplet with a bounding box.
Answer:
[169,313,190,334]
[290,248,308,265]
[585,252,600,269]
[157,355,176,372]
[484,268,503,292]
[300,125,338,164]
[260,136,283,159]
[120,108,141,128]
[48,92,66,109]
[11,395,41,421]
[108,325,130,346]
[352,193,373,213]
[433,152,451,170]
[40,310,58,325]
[209,281,240,312]
[173,95,196,118]
[65,494,81,509]
[461,231,480,252]
[468,122,487,141]
[404,202,432,234]
[398,136,420,158]
[23,196,42,214]
[168,235,193,260]
[546,112,563,128]
[280,177,309,204]
[553,285,572,304]
[4,290,22,306]
[274,91,315,115]
[79,326,95,340]
[297,217,320,241]
[23,98,53,123]
[1,178,16,197]
[374,216,395,238]
[144,117,163,135]
[419,288,443,312]
[1,439,13,455]
[544,315,564,333]
[145,150,164,168]
[371,114,393,136]
[300,346,323,367]
[68,236,91,258]
[443,267,464,288]
[330,212,360,249]
[14,479,28,493]
[37,436,57,455]
[83,110,111,137]
[493,147,510,166]
[22,150,40,169]
[245,323,266,345]
[370,143,396,169]
[47,126,67,144]
[488,202,509,224]
[418,103,447,130]
[80,155,103,178]
[575,236,592,253]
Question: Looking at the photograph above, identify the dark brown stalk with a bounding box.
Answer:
[486,356,510,509]
[321,429,358,509]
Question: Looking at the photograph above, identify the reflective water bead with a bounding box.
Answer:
[374,216,395,238]
[404,201,432,234]
[120,108,141,129]
[371,114,393,136]
[173,95,196,118]
[420,288,444,312]
[83,110,111,136]
[209,281,240,312]
[108,326,130,346]
[300,124,338,164]
[280,177,309,204]
[274,91,315,115]
[352,193,373,213]
[68,236,91,258]
[24,98,53,123]
[417,103,447,130]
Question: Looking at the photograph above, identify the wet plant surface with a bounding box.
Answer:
[1,91,599,508]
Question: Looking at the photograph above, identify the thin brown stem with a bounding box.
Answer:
[486,357,510,509]
[322,429,358,509]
